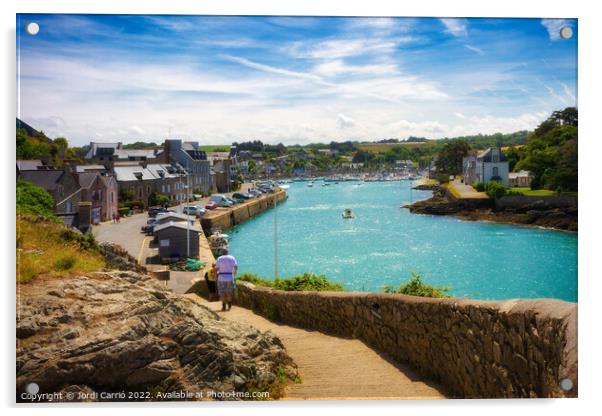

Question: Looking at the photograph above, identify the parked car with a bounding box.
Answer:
[183,205,206,217]
[205,201,218,210]
[247,189,262,197]
[148,206,168,217]
[232,192,251,201]
[141,218,160,235]
[259,185,275,193]
[209,194,233,207]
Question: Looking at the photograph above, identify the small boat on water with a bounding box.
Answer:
[342,208,354,219]
[307,181,314,187]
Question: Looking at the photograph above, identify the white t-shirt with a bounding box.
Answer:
[216,255,237,281]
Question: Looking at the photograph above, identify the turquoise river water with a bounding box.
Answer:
[228,181,577,302]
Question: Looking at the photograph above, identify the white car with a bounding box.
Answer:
[209,194,233,207]
[183,205,207,217]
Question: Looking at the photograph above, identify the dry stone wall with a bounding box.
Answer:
[235,282,577,398]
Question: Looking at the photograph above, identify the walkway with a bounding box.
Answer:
[188,295,447,400]
[447,179,489,199]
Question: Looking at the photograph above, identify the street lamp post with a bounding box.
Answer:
[186,171,190,258]
[274,194,278,280]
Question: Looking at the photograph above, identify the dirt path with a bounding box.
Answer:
[187,295,446,400]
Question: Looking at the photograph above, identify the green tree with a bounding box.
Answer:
[515,107,578,191]
[434,140,470,175]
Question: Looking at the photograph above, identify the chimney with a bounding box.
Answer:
[78,202,92,233]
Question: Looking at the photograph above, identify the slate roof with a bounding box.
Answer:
[76,165,106,173]
[16,160,44,171]
[18,170,69,191]
[77,172,99,189]
[477,148,508,162]
[154,221,201,233]
[85,142,157,160]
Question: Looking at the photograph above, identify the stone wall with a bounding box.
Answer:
[235,282,577,398]
[495,195,578,211]
[201,191,287,234]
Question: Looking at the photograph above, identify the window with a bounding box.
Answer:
[492,167,499,177]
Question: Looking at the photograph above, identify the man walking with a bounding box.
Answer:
[215,248,237,311]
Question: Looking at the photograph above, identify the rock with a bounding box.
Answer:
[16,320,38,339]
[16,271,297,401]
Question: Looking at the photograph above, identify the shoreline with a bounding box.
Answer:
[405,186,578,232]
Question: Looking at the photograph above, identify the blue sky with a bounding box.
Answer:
[17,14,577,146]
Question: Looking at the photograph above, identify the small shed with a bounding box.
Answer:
[154,221,201,261]
[155,212,195,226]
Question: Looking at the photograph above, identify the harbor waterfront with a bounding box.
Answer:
[228,181,577,302]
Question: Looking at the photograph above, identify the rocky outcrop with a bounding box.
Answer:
[16,271,297,402]
[406,190,577,231]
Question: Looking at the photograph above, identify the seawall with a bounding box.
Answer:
[200,190,287,235]
[235,282,577,398]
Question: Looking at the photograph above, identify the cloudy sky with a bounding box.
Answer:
[17,14,577,146]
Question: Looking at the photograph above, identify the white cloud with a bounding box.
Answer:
[541,19,572,41]
[439,18,468,37]
[337,113,356,129]
[287,37,413,60]
[464,44,485,55]
[454,112,465,119]
[312,59,398,77]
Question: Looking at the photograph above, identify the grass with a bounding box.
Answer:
[198,145,230,152]
[16,214,106,283]
[356,142,431,153]
[509,187,577,197]
[237,272,345,292]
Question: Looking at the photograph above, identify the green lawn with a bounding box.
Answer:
[510,187,577,197]
[198,145,230,152]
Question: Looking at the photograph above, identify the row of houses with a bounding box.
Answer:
[462,147,533,188]
[17,139,236,229]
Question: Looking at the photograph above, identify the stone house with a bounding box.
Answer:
[163,140,212,195]
[77,172,119,223]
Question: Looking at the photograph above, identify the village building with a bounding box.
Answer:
[163,140,212,195]
[475,148,509,187]
[76,172,118,223]
[84,142,161,163]
[17,168,82,215]
[462,150,479,185]
[509,170,534,188]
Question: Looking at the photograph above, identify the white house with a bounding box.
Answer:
[475,148,509,187]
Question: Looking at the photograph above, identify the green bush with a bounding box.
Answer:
[118,207,130,216]
[473,181,486,192]
[484,181,506,198]
[59,228,103,253]
[237,272,344,292]
[16,180,55,218]
[149,192,170,207]
[384,272,451,298]
[54,255,77,271]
